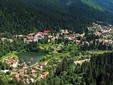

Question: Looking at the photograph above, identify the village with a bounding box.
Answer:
[0,23,113,84]
[0,29,84,84]
[1,23,113,47]
[0,53,49,84]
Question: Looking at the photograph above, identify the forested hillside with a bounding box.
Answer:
[0,0,113,34]
[93,0,113,13]
[61,0,113,24]
[35,52,113,85]
[84,53,113,85]
[82,0,113,22]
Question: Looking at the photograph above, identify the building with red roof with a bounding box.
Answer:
[65,34,75,40]
[15,75,21,82]
[43,30,50,33]
[41,71,49,79]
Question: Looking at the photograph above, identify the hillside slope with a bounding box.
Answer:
[0,0,75,34]
[60,0,113,23]
[0,0,113,34]
[94,0,113,13]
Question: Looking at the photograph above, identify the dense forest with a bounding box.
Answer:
[84,53,113,85]
[34,52,113,85]
[0,0,113,34]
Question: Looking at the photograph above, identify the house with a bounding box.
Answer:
[32,73,37,78]
[43,71,49,76]
[31,69,37,74]
[1,38,13,43]
[24,74,30,79]
[15,75,21,82]
[8,39,13,43]
[18,69,25,74]
[16,34,24,38]
[24,69,28,74]
[65,34,75,40]
[27,33,35,40]
[26,78,30,84]
[39,65,43,69]
[11,61,18,68]
[75,40,81,43]
[24,38,29,43]
[94,31,102,36]
[24,33,35,43]
[61,29,69,34]
[30,78,34,83]
[23,29,51,43]
[103,40,113,44]
[75,33,83,40]
[33,65,43,71]
[41,71,49,79]
[6,58,18,67]
[43,30,50,35]
[22,62,28,67]
[1,38,7,41]
[34,32,44,42]
[1,70,10,73]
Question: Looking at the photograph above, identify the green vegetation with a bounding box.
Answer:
[0,38,25,57]
[1,26,113,84]
[1,0,113,34]
[81,0,104,11]
[0,0,85,34]
[84,53,113,85]
[35,52,113,85]
[0,38,113,85]
[0,0,113,84]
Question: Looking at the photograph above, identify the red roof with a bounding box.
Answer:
[40,72,49,79]
[43,30,50,33]
[37,32,44,35]
[24,75,30,79]
[27,33,35,39]
[43,71,49,75]
[32,69,37,73]
[15,75,21,82]
[18,69,25,72]
[67,34,75,37]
